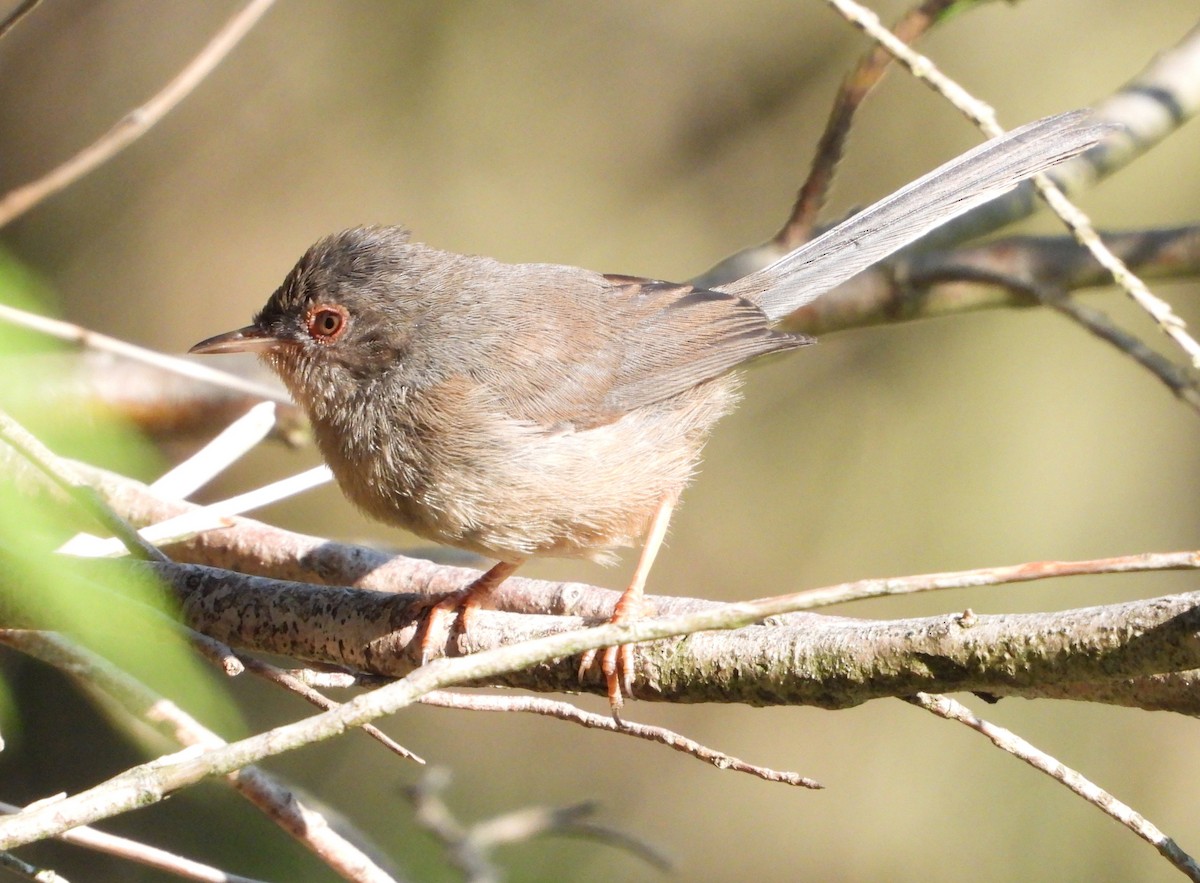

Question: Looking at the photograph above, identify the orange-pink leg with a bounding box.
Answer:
[419,559,522,664]
[579,495,676,717]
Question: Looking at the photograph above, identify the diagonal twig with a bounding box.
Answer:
[780,0,960,249]
[237,653,425,764]
[0,0,278,228]
[0,630,403,883]
[420,690,820,787]
[0,303,289,406]
[0,849,70,882]
[0,800,269,883]
[878,262,1200,415]
[825,0,1200,368]
[0,0,41,41]
[405,767,672,879]
[909,693,1200,881]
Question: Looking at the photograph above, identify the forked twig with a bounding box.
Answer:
[825,0,1200,368]
[405,768,671,879]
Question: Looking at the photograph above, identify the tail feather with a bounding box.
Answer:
[721,110,1115,322]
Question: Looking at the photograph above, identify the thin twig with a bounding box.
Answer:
[282,669,364,689]
[187,631,246,679]
[1050,296,1200,412]
[825,0,995,121]
[59,402,279,557]
[404,769,493,882]
[237,653,425,764]
[702,22,1200,290]
[884,262,1200,415]
[0,303,289,405]
[0,0,41,40]
[0,800,268,883]
[0,0,278,228]
[62,465,332,559]
[909,693,1200,881]
[420,691,820,787]
[477,805,671,871]
[1035,181,1200,367]
[907,263,1200,415]
[0,631,402,883]
[406,768,672,880]
[150,401,278,498]
[771,549,1200,610]
[780,0,958,248]
[825,0,1200,368]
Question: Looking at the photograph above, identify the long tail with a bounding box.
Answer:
[720,110,1114,322]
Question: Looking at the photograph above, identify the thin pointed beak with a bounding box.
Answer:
[189,325,283,355]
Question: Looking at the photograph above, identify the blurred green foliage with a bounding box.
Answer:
[0,252,242,748]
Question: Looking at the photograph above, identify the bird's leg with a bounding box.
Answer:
[579,495,676,718]
[419,558,522,663]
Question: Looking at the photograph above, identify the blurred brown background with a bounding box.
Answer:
[1,1,1199,880]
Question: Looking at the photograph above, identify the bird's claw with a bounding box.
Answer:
[417,588,478,664]
[578,596,650,718]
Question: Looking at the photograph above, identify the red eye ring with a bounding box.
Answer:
[305,304,348,343]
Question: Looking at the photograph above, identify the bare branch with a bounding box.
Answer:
[779,0,960,248]
[139,559,1200,708]
[0,800,270,883]
[0,0,41,41]
[420,691,820,787]
[910,693,1200,881]
[0,631,404,883]
[0,0,278,228]
[7,571,1199,851]
[824,0,1200,366]
[406,768,672,880]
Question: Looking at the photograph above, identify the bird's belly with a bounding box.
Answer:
[314,379,737,563]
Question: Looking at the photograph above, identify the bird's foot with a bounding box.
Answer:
[418,587,482,665]
[578,591,653,721]
[417,560,520,664]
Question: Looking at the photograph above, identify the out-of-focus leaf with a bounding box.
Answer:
[0,250,244,743]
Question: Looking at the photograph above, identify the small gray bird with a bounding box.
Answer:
[192,111,1110,712]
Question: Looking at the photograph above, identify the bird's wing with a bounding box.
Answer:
[476,274,808,430]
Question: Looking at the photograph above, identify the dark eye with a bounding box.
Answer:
[306,304,348,343]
